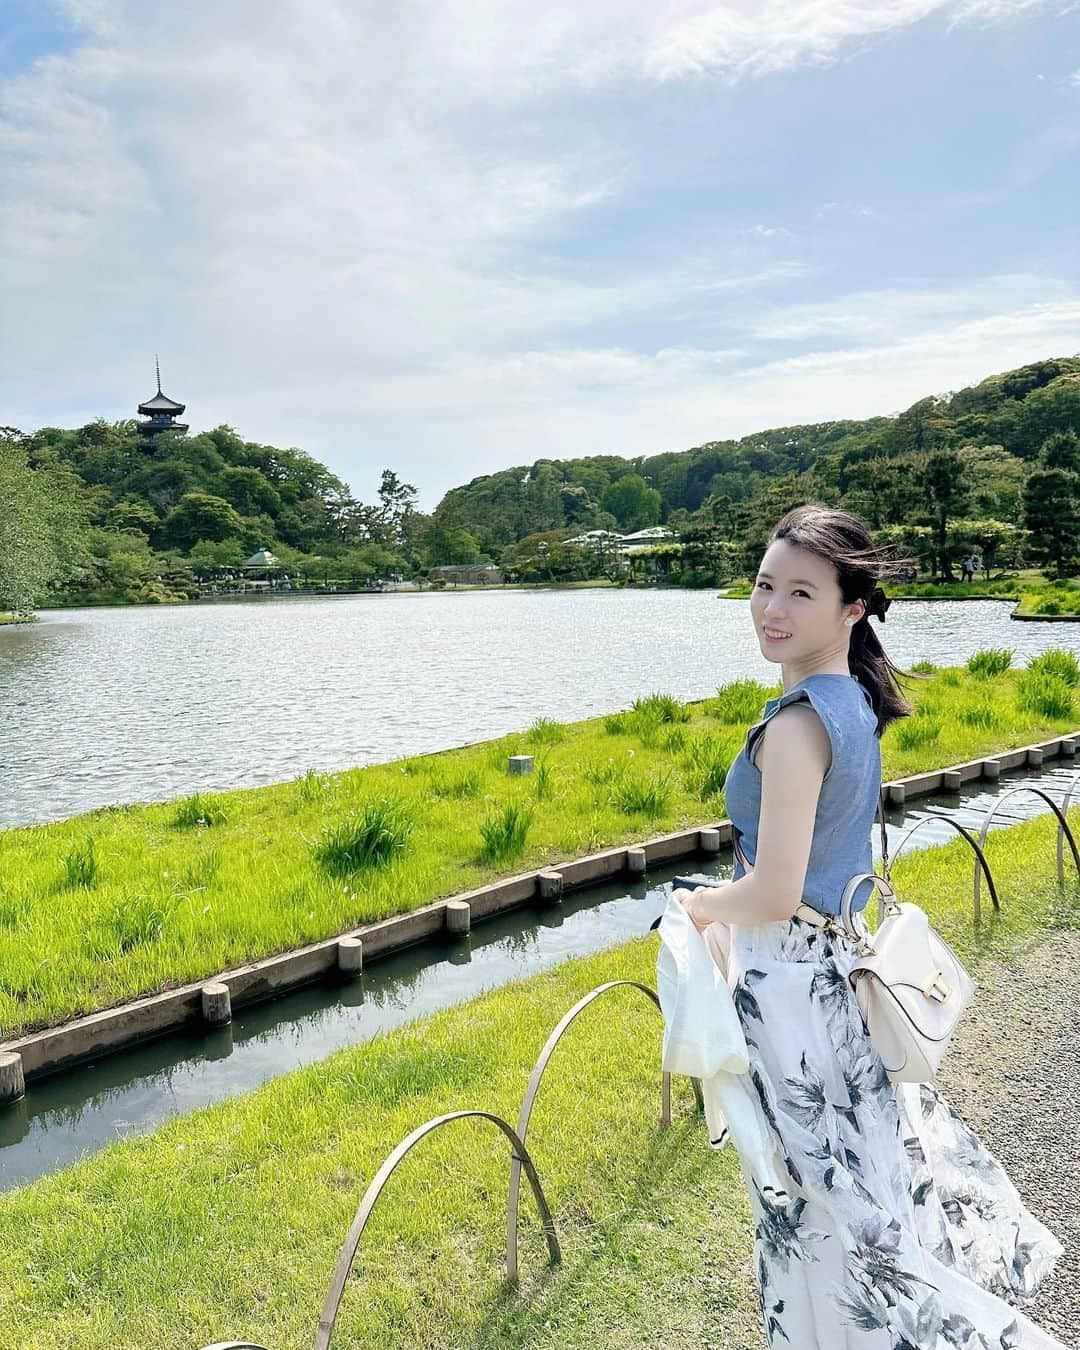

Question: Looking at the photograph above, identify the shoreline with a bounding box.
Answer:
[10,574,1077,622]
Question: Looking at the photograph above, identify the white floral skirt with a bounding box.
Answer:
[724,914,1067,1349]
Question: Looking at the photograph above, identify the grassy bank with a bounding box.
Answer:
[1,654,1078,1038]
[1,808,1076,1350]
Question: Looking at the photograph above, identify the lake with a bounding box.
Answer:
[1,590,1077,830]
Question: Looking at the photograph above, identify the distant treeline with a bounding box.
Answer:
[1,356,1078,612]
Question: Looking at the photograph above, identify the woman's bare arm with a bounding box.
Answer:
[679,702,830,927]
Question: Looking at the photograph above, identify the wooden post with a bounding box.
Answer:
[201,982,232,1027]
[445,900,471,934]
[337,936,364,974]
[538,870,563,900]
[0,1051,25,1105]
[698,828,721,855]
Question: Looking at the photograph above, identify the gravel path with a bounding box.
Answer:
[938,929,1080,1346]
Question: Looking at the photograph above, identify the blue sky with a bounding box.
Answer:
[1,2,1077,508]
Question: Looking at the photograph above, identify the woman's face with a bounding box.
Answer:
[749,538,862,664]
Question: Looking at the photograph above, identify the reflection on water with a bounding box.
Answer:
[1,592,1076,829]
[1,762,1074,1191]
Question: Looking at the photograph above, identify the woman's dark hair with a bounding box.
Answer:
[766,504,918,736]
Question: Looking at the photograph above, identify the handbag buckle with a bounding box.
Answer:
[922,971,951,1003]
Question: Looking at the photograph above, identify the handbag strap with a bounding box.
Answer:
[877,786,890,885]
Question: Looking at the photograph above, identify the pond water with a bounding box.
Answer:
[0,591,1077,829]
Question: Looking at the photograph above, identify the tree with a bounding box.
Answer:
[919,450,971,580]
[106,498,160,538]
[218,466,283,517]
[600,474,662,531]
[0,439,88,613]
[162,492,246,551]
[1024,469,1079,577]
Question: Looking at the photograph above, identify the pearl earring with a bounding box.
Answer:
[844,617,856,628]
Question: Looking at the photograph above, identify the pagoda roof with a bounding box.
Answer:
[138,391,186,414]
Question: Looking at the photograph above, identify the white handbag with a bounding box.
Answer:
[840,792,975,1084]
[733,791,974,1084]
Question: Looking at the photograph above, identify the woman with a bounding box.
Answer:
[675,505,1065,1349]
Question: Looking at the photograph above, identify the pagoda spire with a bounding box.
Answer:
[137,359,189,454]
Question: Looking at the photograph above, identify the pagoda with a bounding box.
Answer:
[137,357,188,453]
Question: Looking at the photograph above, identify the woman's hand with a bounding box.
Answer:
[674,883,731,935]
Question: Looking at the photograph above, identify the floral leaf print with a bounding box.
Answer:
[781,1052,829,1130]
[734,972,765,1022]
[999,1319,1022,1349]
[912,1177,933,1206]
[765,1299,790,1343]
[903,1134,927,1167]
[941,1312,979,1346]
[755,1190,827,1272]
[832,1283,889,1331]
[810,958,848,1009]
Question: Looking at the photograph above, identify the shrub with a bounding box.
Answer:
[1016,673,1074,721]
[478,802,535,863]
[582,758,627,789]
[92,889,177,955]
[603,713,630,736]
[314,798,413,875]
[681,735,731,801]
[63,837,98,889]
[662,726,687,754]
[526,717,566,746]
[894,718,943,751]
[532,759,555,802]
[966,648,1013,679]
[429,766,484,799]
[708,679,768,724]
[296,768,332,806]
[909,660,937,674]
[610,771,675,817]
[172,793,230,829]
[631,693,691,724]
[958,703,997,730]
[1027,649,1079,687]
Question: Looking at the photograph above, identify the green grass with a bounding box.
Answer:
[1,657,1078,1038]
[0,808,1075,1350]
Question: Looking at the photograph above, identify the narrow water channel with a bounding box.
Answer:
[0,762,1075,1191]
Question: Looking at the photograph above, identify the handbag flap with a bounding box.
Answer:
[851,903,973,1041]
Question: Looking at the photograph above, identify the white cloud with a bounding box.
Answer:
[0,0,1073,505]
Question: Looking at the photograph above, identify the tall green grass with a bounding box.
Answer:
[0,658,1077,1037]
[314,798,414,875]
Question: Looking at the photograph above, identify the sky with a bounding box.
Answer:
[1,2,1078,509]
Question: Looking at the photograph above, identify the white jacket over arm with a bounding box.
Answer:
[654,890,792,1206]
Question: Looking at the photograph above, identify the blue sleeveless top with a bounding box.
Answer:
[723,673,881,915]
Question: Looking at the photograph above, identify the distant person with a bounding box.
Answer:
[673,504,1064,1347]
[971,551,983,580]
[960,554,974,583]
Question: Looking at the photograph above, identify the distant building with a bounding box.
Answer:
[432,564,504,585]
[616,526,676,553]
[564,526,676,555]
[137,358,188,454]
